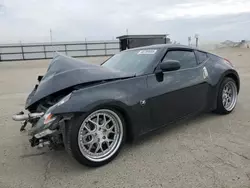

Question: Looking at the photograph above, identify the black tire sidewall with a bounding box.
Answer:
[65,108,126,167]
[216,77,237,114]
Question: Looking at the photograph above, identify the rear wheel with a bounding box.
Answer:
[65,108,125,167]
[215,77,238,114]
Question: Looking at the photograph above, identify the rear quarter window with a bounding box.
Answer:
[208,53,222,62]
[195,51,208,64]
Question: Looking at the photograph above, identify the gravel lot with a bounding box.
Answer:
[0,49,250,188]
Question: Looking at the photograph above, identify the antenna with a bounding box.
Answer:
[126,28,128,35]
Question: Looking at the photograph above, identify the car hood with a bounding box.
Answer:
[25,54,134,108]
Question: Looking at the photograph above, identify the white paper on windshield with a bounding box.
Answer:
[137,50,157,55]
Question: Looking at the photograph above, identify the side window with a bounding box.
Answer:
[163,50,197,69]
[196,51,208,64]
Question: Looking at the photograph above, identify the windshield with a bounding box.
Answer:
[102,49,159,74]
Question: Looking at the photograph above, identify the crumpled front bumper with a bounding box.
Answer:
[12,110,61,148]
[13,108,73,148]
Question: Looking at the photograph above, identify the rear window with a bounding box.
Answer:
[196,51,208,64]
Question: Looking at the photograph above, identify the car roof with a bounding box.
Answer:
[125,44,202,51]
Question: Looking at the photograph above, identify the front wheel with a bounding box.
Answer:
[65,108,125,167]
[214,77,238,114]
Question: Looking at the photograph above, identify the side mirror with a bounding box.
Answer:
[160,60,181,72]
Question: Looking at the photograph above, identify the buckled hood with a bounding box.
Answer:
[25,54,134,108]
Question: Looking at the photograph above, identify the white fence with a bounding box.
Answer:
[0,40,120,61]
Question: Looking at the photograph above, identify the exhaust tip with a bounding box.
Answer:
[12,112,44,121]
[12,114,29,121]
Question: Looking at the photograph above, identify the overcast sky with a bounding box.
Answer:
[0,0,250,44]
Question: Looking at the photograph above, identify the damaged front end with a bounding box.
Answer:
[12,54,133,150]
[12,93,73,149]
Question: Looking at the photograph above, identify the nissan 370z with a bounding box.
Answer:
[12,44,240,167]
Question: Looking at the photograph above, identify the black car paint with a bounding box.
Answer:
[28,45,240,140]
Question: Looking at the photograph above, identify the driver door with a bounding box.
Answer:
[146,49,209,130]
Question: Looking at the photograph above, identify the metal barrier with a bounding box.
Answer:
[0,41,120,61]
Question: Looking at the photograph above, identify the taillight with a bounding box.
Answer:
[224,58,234,67]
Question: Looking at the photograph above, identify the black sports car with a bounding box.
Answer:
[13,44,240,167]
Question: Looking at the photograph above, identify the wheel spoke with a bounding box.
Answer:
[95,143,101,153]
[82,137,94,145]
[84,124,92,132]
[100,143,104,152]
[96,114,99,125]
[82,132,93,139]
[88,119,99,127]
[107,123,115,130]
[107,129,115,135]
[105,119,111,126]
[107,138,114,143]
[225,86,229,92]
[105,140,110,147]
[102,115,111,127]
[88,142,94,151]
[102,114,107,125]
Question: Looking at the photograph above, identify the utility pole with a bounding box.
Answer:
[50,29,53,45]
[188,36,191,46]
[20,40,24,60]
[194,34,199,47]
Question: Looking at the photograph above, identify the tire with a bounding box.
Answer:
[64,108,126,167]
[214,77,238,114]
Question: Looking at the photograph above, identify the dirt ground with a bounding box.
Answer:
[0,49,250,188]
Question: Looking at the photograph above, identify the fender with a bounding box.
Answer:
[51,76,151,140]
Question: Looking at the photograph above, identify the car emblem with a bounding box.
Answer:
[140,100,146,106]
[203,67,208,79]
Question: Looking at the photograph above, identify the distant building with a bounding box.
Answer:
[220,40,250,48]
[117,34,171,51]
[237,40,250,48]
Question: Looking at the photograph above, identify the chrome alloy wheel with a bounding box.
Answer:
[78,109,123,162]
[222,81,237,111]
